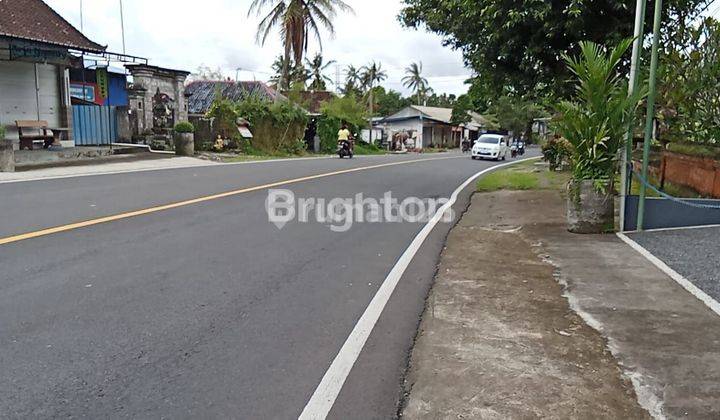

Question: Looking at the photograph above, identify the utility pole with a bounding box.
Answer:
[119,0,126,55]
[335,64,341,94]
[637,0,664,231]
[620,0,647,231]
[79,0,84,32]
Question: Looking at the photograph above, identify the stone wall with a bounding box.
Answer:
[125,64,189,137]
[639,152,720,198]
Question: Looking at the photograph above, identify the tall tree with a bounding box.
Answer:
[249,0,353,90]
[305,53,335,91]
[361,62,388,117]
[189,64,225,82]
[402,61,429,105]
[342,64,362,96]
[400,0,712,98]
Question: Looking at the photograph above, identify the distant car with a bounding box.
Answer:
[472,134,508,161]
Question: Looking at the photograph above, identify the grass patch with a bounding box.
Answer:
[220,154,285,163]
[354,142,386,155]
[667,142,720,160]
[477,160,570,192]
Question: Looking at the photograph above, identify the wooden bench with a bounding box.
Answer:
[16,120,55,150]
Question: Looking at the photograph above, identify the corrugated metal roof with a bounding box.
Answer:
[0,0,105,52]
[383,105,488,127]
[185,80,285,115]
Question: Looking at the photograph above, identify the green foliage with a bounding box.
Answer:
[317,94,368,152]
[373,86,412,116]
[173,121,195,133]
[0,125,5,140]
[487,96,545,139]
[400,0,711,98]
[542,137,573,171]
[424,92,457,108]
[450,94,472,126]
[354,141,385,155]
[206,92,308,155]
[206,97,239,139]
[553,39,646,183]
[657,17,720,145]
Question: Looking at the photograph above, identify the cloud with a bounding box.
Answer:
[46,0,470,95]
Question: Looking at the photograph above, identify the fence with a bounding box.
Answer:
[72,105,118,145]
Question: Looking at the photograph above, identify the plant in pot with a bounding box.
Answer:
[173,121,195,156]
[553,39,646,234]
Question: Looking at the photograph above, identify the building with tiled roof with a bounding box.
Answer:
[0,0,107,148]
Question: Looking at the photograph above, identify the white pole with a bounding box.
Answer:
[79,0,84,32]
[119,0,126,55]
[620,0,647,231]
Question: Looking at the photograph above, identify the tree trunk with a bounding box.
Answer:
[282,43,292,92]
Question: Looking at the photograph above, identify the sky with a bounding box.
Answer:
[45,0,472,96]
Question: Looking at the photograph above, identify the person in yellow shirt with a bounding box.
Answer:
[338,124,354,150]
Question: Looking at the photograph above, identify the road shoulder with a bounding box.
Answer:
[402,186,720,418]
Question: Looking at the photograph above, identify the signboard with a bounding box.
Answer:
[9,42,71,66]
[96,68,109,100]
[70,83,97,103]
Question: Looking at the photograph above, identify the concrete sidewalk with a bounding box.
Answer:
[402,190,720,419]
[0,155,217,183]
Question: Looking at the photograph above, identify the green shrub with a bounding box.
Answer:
[206,92,308,155]
[0,125,5,140]
[553,39,646,184]
[174,121,195,133]
[354,141,384,155]
[317,94,368,153]
[542,137,572,170]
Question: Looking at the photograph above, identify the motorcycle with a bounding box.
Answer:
[337,140,354,159]
[462,140,471,153]
[517,142,526,156]
[510,144,518,158]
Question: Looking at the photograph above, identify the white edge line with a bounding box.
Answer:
[0,155,339,184]
[298,156,541,420]
[617,232,720,318]
[623,223,720,234]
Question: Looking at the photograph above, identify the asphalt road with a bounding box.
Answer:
[629,226,720,302]
[0,151,537,419]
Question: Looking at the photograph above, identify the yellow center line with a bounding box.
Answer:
[0,155,463,246]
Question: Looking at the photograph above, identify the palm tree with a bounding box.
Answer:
[361,61,387,143]
[249,0,353,90]
[361,61,387,115]
[305,53,335,91]
[402,62,429,105]
[343,64,361,96]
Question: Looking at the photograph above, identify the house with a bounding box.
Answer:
[185,80,286,141]
[380,105,488,150]
[186,80,285,116]
[0,0,106,148]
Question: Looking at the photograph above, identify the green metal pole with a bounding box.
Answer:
[637,0,663,231]
[620,0,647,232]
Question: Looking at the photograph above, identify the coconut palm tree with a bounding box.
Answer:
[248,0,353,90]
[402,62,429,105]
[342,64,361,96]
[305,53,335,91]
[361,61,387,115]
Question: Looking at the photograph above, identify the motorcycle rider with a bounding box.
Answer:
[338,123,354,151]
